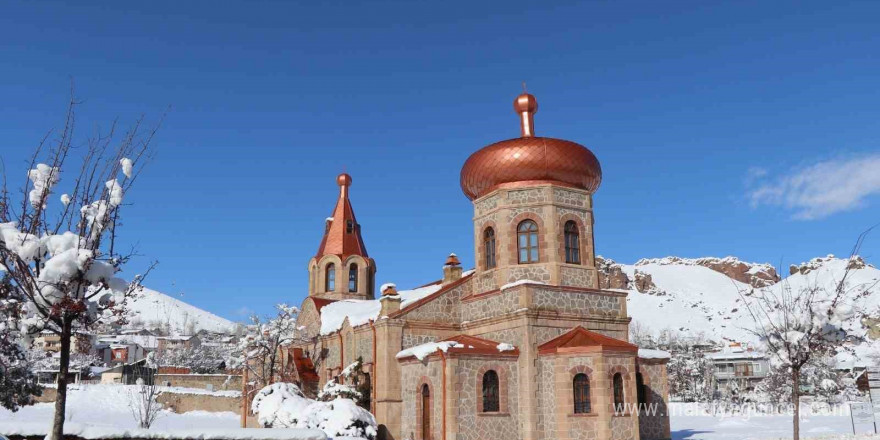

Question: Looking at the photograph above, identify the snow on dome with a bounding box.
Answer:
[379,283,397,293]
[319,283,445,335]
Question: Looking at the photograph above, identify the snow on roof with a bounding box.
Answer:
[637,349,671,360]
[319,282,447,335]
[500,279,546,290]
[396,341,461,361]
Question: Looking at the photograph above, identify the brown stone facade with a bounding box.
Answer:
[290,170,670,439]
[472,184,600,295]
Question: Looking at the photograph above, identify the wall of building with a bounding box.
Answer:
[157,392,240,414]
[637,361,671,440]
[453,357,521,440]
[154,374,241,391]
[400,359,443,440]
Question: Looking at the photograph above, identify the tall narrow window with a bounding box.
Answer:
[349,264,358,292]
[564,221,581,264]
[612,373,625,412]
[421,384,431,440]
[573,373,591,414]
[482,370,500,412]
[517,220,539,263]
[325,263,335,291]
[483,227,496,269]
[346,220,354,234]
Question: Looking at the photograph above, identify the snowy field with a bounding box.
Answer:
[0,385,876,440]
[0,384,240,432]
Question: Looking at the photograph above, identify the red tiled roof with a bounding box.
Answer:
[291,347,319,382]
[538,326,637,355]
[310,297,338,314]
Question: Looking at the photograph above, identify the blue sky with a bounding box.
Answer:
[2,0,878,321]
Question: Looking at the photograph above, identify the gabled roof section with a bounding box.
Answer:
[310,297,338,314]
[396,334,520,361]
[290,347,319,382]
[316,173,369,259]
[538,326,637,355]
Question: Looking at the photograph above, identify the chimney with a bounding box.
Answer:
[442,253,463,285]
[379,283,401,316]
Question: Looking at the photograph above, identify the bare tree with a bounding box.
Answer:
[0,93,160,440]
[128,379,163,429]
[734,229,876,440]
[240,304,301,387]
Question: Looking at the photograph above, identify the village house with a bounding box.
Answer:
[33,330,95,355]
[281,93,672,440]
[157,334,201,353]
[706,343,769,397]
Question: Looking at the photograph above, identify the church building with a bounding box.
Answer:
[291,92,671,440]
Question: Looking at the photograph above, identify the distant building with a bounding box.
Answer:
[157,334,201,353]
[97,342,148,366]
[33,330,95,354]
[706,344,769,396]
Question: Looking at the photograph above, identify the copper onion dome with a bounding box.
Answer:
[460,92,602,200]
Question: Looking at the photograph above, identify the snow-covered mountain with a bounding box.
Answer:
[610,254,880,364]
[124,287,237,334]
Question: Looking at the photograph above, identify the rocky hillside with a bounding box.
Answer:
[605,254,880,365]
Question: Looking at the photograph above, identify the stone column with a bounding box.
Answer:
[374,319,404,440]
[520,317,540,440]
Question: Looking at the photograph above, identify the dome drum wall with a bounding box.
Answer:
[470,183,599,295]
[464,93,602,294]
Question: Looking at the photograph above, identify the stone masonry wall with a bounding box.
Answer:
[355,331,373,364]
[399,282,466,324]
[462,289,521,322]
[560,266,597,289]
[638,362,670,440]
[454,358,521,440]
[155,374,241,391]
[400,360,443,440]
[532,288,623,318]
[536,357,556,439]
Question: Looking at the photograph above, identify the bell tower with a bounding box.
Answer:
[460,93,602,294]
[307,173,377,300]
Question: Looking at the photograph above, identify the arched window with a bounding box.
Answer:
[612,373,625,412]
[482,370,500,412]
[573,373,591,414]
[348,264,358,292]
[564,221,581,264]
[483,227,496,269]
[421,384,431,440]
[636,372,648,408]
[325,263,335,291]
[517,220,539,263]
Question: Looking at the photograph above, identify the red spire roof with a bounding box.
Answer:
[315,173,369,259]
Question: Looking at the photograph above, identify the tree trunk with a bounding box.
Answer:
[792,367,800,440]
[50,316,73,440]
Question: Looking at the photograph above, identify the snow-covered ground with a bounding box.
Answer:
[669,403,870,439]
[1,386,874,440]
[0,384,240,431]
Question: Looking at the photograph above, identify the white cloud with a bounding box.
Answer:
[748,153,880,220]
